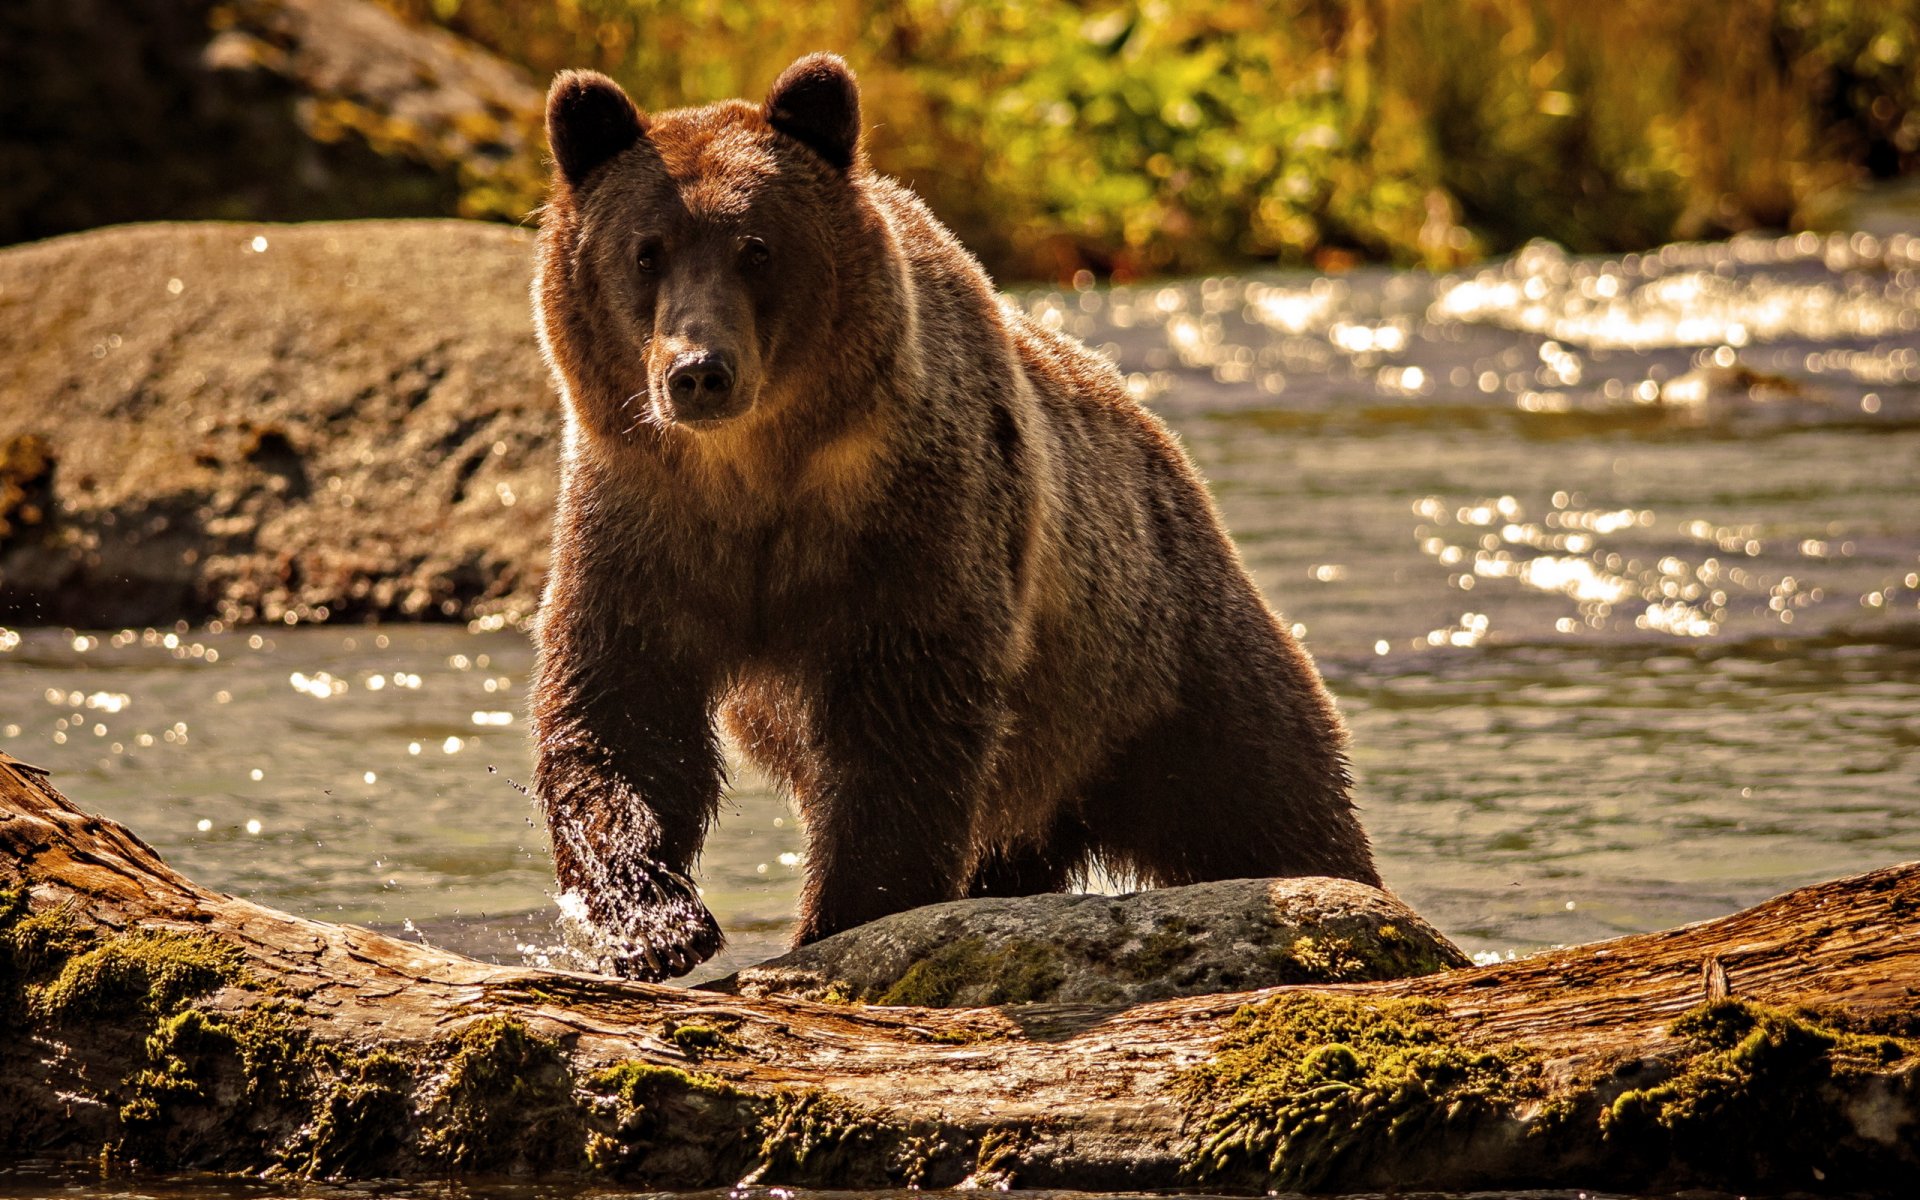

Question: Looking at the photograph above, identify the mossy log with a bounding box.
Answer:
[3,749,1917,1193]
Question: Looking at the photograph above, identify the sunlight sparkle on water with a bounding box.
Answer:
[1329,320,1409,355]
[1406,489,1858,641]
[289,670,347,699]
[1245,281,1335,333]
[1431,232,1920,351]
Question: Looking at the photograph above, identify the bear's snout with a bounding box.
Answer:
[661,348,742,423]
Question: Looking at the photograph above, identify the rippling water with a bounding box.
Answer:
[3,227,1918,983]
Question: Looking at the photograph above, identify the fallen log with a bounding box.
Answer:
[2,748,1915,1193]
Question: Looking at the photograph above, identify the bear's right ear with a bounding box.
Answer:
[764,53,862,171]
[547,70,646,187]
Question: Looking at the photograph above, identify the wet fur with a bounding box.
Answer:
[531,55,1380,980]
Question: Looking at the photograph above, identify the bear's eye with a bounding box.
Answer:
[741,238,771,270]
[635,241,663,274]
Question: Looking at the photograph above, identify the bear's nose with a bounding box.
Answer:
[666,350,736,411]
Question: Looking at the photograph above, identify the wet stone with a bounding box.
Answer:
[705,876,1469,1007]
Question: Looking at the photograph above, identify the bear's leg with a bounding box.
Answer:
[1085,647,1381,890]
[789,630,1005,944]
[965,815,1091,898]
[532,615,727,979]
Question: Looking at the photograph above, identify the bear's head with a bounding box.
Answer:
[535,54,877,442]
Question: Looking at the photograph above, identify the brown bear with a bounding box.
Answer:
[529,53,1381,980]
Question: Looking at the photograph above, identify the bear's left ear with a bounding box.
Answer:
[547,70,646,188]
[763,53,862,171]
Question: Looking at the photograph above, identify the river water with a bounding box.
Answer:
[3,228,1918,988]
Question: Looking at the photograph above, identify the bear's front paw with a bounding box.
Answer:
[559,859,724,982]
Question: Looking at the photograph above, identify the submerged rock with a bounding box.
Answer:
[706,877,1470,1007]
[1657,362,1835,423]
[0,220,554,627]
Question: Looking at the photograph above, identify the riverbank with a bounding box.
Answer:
[0,221,553,627]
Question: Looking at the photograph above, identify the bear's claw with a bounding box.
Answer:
[562,855,725,982]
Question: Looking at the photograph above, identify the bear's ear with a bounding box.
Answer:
[547,70,646,187]
[763,53,862,171]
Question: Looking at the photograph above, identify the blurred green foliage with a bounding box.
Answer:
[381,0,1920,280]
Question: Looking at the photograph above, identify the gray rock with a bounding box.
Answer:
[704,877,1470,1007]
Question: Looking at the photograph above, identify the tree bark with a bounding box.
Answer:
[2,748,1916,1192]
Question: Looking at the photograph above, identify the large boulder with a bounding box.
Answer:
[707,877,1470,1007]
[0,220,555,627]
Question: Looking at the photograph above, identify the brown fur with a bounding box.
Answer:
[530,54,1380,980]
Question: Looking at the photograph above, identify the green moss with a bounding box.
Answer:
[2,891,94,1012]
[1276,934,1366,983]
[6,902,94,967]
[420,1015,583,1172]
[293,1047,414,1178]
[115,1000,419,1178]
[751,1088,910,1187]
[1600,998,1917,1187]
[1402,944,1459,977]
[1119,928,1200,981]
[118,1009,213,1127]
[925,1023,1000,1045]
[665,1021,733,1059]
[874,937,1064,1007]
[124,1006,276,1123]
[968,1126,1026,1188]
[584,1063,930,1187]
[35,929,244,1020]
[1180,993,1541,1191]
[591,1060,740,1104]
[116,997,334,1163]
[583,1060,763,1181]
[0,892,424,1178]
